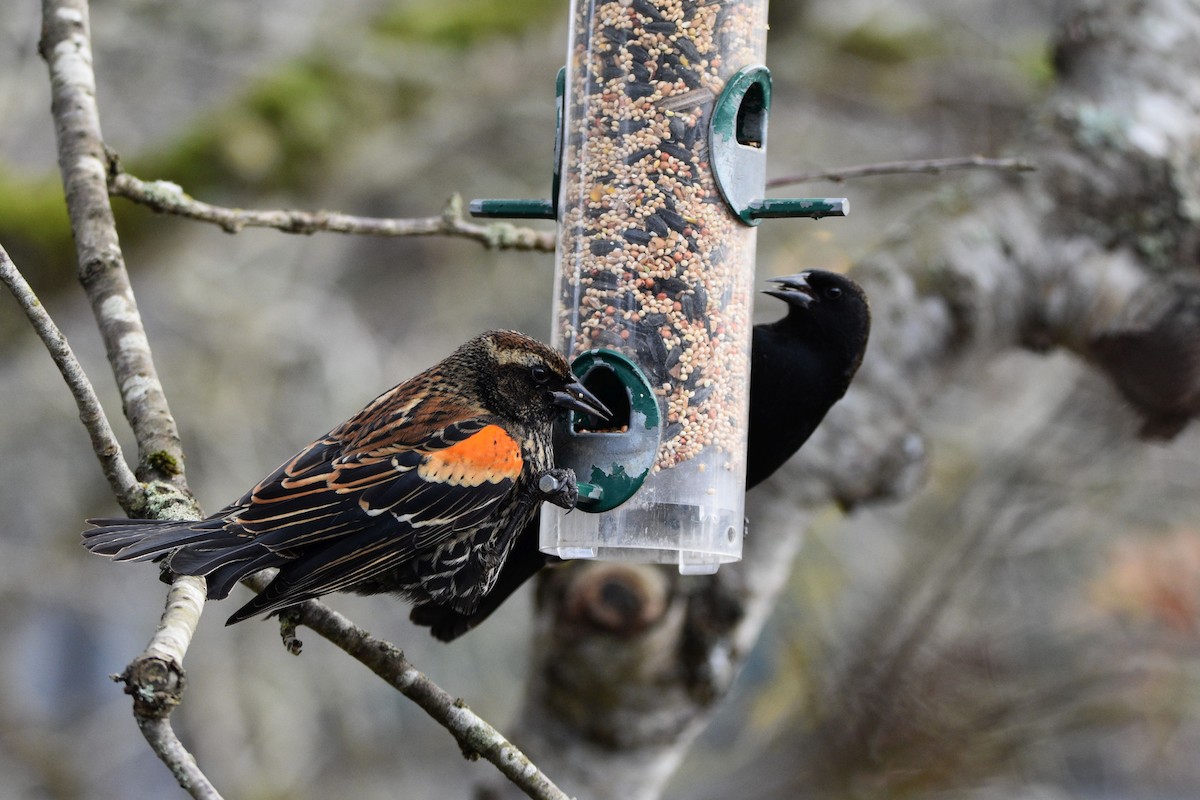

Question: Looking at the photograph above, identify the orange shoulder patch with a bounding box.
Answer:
[417,424,524,487]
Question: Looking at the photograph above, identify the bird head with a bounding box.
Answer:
[765,270,871,372]
[474,331,610,425]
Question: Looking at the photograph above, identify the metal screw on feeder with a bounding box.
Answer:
[472,0,847,575]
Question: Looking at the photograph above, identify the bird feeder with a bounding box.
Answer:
[473,0,846,574]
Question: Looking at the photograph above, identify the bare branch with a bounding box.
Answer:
[40,1,214,795]
[108,167,557,252]
[142,575,207,669]
[0,242,140,512]
[132,717,223,800]
[766,155,1036,188]
[282,596,572,800]
[117,576,218,800]
[41,0,191,488]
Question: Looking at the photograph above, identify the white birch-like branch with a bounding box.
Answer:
[40,0,192,490]
[118,576,218,799]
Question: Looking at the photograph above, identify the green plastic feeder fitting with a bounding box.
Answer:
[553,350,661,513]
[709,66,848,226]
[468,199,555,219]
[469,69,566,222]
[709,66,771,225]
[469,65,850,229]
[747,197,848,219]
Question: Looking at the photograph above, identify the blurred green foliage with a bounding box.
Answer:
[0,169,74,280]
[137,57,413,193]
[374,0,563,48]
[833,22,944,64]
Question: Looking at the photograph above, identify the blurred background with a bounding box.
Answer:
[2,1,1198,798]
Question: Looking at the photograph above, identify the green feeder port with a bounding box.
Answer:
[553,350,661,514]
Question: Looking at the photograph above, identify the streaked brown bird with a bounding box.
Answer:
[83,330,609,626]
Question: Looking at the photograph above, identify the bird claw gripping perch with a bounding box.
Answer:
[536,467,579,511]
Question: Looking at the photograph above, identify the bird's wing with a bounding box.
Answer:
[213,415,528,623]
[232,416,526,557]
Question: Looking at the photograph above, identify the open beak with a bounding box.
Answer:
[764,272,814,306]
[553,379,611,421]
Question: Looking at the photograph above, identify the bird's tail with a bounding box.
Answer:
[82,517,287,601]
[83,517,227,561]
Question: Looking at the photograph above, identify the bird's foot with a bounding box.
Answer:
[537,467,579,510]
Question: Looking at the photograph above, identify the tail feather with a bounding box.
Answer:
[222,533,402,624]
[82,518,229,562]
[168,542,289,601]
[83,517,291,606]
[224,575,317,625]
[81,517,163,558]
[167,540,264,576]
[206,549,290,601]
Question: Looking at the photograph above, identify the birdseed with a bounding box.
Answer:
[555,0,767,473]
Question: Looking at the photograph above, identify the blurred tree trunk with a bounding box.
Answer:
[487,0,1200,797]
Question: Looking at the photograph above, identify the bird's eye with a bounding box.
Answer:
[530,365,550,384]
[824,286,843,300]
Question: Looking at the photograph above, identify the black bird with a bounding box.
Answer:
[745,270,871,487]
[83,330,609,626]
[411,270,871,640]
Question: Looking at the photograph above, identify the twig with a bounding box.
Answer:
[0,243,140,512]
[133,718,223,800]
[118,576,219,799]
[141,574,207,668]
[110,574,211,800]
[766,155,1036,188]
[40,1,213,796]
[41,0,190,488]
[108,168,557,252]
[286,597,572,800]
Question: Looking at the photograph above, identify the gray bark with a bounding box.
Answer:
[41,0,193,498]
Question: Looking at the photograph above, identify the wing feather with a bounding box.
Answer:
[218,417,525,621]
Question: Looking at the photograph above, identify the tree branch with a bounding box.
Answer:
[41,1,215,795]
[132,718,223,800]
[117,576,219,800]
[0,242,140,512]
[276,594,572,800]
[41,0,193,490]
[108,165,556,252]
[766,155,1036,188]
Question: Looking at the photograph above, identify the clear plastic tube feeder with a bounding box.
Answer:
[545,0,770,575]
[471,0,847,574]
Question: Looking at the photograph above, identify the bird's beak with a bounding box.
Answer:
[553,379,611,421]
[764,272,814,305]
